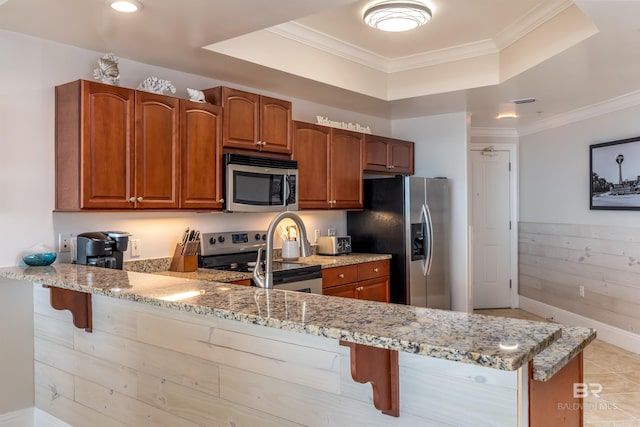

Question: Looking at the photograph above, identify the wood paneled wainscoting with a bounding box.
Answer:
[32,284,522,426]
[519,222,640,337]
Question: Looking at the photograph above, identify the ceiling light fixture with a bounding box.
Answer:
[110,0,143,13]
[364,1,432,32]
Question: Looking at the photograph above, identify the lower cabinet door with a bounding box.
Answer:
[323,282,358,299]
[357,277,389,303]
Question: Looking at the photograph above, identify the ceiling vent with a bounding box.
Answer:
[510,98,536,105]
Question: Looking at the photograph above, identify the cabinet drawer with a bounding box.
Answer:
[357,260,389,281]
[322,265,358,288]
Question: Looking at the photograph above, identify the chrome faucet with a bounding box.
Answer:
[253,211,312,289]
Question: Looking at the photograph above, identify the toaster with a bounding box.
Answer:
[317,236,352,255]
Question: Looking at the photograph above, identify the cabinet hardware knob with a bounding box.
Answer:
[261,141,267,146]
[129,197,136,203]
[218,198,225,204]
[338,273,344,278]
[374,268,379,272]
[137,197,143,202]
[255,141,262,146]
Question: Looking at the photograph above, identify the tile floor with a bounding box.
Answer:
[477,309,640,427]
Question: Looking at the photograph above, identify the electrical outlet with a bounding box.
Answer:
[130,239,141,258]
[579,285,585,297]
[58,233,72,253]
[314,229,321,244]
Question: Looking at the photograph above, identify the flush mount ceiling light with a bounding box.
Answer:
[364,1,432,32]
[110,0,143,13]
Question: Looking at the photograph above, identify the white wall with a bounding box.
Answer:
[392,112,470,312]
[520,105,640,225]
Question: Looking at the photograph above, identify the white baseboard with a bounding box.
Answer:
[0,408,70,427]
[519,296,640,354]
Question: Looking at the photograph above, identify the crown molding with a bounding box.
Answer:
[470,127,519,138]
[519,90,640,136]
[268,22,498,74]
[493,0,575,49]
[267,1,571,74]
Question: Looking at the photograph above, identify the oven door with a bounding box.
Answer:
[226,163,290,212]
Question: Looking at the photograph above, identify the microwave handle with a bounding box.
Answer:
[285,174,291,204]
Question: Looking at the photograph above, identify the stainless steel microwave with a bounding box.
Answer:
[224,154,298,213]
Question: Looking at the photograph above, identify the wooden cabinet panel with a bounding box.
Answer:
[230,279,251,286]
[76,81,135,209]
[330,128,363,209]
[363,135,389,171]
[389,139,414,174]
[204,87,291,154]
[357,260,390,281]
[322,265,358,288]
[293,122,330,209]
[357,277,390,303]
[293,121,363,210]
[134,91,180,209]
[364,135,414,175]
[322,260,390,303]
[323,282,359,299]
[56,80,224,212]
[260,96,292,154]
[180,101,223,209]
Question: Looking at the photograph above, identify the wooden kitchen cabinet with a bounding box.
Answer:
[56,80,222,211]
[203,86,292,154]
[322,260,390,303]
[179,100,223,210]
[293,121,363,209]
[134,91,180,209]
[364,134,414,175]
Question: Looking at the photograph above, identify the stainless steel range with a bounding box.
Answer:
[198,230,322,294]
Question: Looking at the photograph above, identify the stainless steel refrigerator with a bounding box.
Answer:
[347,176,450,308]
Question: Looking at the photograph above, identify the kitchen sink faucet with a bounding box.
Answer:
[253,211,312,289]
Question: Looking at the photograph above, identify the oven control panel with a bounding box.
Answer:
[200,230,267,256]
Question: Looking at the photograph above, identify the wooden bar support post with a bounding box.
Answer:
[43,286,93,332]
[340,340,399,417]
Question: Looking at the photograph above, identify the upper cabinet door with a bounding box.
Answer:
[389,138,414,175]
[293,121,331,209]
[203,86,292,154]
[180,100,223,210]
[364,134,414,175]
[330,128,363,209]
[363,134,390,172]
[220,88,260,150]
[80,81,135,209]
[260,96,292,154]
[135,91,180,209]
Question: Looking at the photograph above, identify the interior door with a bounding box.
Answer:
[471,150,512,309]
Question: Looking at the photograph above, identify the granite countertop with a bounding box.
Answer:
[532,326,596,381]
[0,263,564,372]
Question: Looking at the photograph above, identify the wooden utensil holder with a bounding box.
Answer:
[168,243,198,272]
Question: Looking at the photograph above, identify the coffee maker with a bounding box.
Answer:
[76,231,130,270]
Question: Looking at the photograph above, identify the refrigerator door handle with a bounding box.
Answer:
[419,204,428,275]
[423,203,434,275]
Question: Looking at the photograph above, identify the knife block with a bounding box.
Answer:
[168,243,198,272]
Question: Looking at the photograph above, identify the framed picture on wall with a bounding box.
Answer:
[591,136,640,210]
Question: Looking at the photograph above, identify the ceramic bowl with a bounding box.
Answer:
[22,252,57,266]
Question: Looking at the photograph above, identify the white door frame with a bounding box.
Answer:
[469,143,519,308]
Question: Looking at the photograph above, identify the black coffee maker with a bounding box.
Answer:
[76,231,130,270]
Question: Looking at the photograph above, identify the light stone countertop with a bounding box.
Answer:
[0,262,565,372]
[532,326,596,382]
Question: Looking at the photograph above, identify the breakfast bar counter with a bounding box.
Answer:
[0,263,595,427]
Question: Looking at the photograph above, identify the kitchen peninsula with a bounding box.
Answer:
[0,264,594,427]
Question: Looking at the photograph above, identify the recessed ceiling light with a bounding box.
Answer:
[510,98,536,105]
[110,0,143,13]
[496,113,518,119]
[364,1,432,32]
